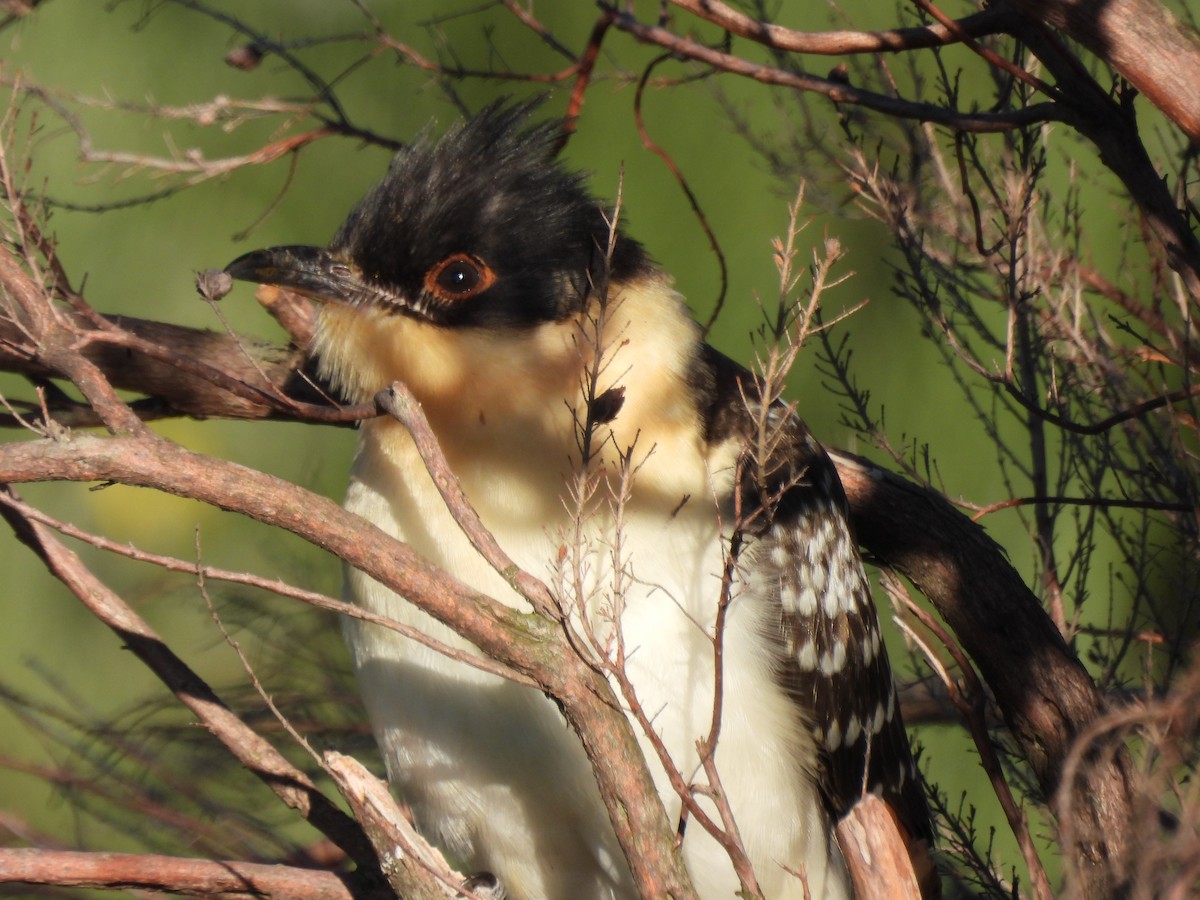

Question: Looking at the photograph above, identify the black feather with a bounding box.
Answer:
[330,100,649,328]
[691,347,933,842]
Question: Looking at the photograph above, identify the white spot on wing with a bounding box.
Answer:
[795,586,818,616]
[845,715,862,747]
[826,718,843,751]
[818,641,847,675]
[860,634,876,664]
[795,640,818,671]
[821,584,840,618]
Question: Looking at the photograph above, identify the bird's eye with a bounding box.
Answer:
[425,253,496,302]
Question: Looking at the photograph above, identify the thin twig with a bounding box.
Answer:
[374,382,557,618]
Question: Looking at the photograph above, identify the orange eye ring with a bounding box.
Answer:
[424,253,497,302]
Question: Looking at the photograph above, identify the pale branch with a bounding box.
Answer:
[0,847,359,899]
[671,0,1015,56]
[836,795,924,900]
[323,752,475,900]
[0,434,698,900]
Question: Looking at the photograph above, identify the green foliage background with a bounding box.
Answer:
[0,0,1168,890]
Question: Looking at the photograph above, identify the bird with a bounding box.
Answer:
[225,101,931,899]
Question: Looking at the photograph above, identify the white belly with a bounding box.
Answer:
[341,421,849,899]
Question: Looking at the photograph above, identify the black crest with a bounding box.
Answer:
[330,101,648,327]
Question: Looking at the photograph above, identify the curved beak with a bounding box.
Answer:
[225,245,389,308]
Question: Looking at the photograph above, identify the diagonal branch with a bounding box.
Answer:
[830,449,1137,892]
[0,434,698,900]
[0,483,386,888]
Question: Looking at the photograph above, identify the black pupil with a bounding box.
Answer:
[438,259,480,294]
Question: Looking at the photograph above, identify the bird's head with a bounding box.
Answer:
[225,103,661,412]
[224,102,696,465]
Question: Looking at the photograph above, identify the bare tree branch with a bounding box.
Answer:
[0,847,360,899]
[831,449,1138,894]
[604,5,1068,133]
[0,433,698,899]
[0,483,386,888]
[1010,0,1200,142]
[670,0,1015,55]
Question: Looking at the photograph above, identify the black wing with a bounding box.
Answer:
[692,345,931,841]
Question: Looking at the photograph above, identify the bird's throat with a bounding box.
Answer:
[312,274,720,507]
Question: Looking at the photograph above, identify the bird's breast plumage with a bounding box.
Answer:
[332,275,853,898]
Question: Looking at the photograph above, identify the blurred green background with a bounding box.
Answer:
[0,0,1169,891]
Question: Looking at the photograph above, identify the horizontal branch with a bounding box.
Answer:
[671,0,1013,55]
[605,5,1068,133]
[0,847,356,899]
